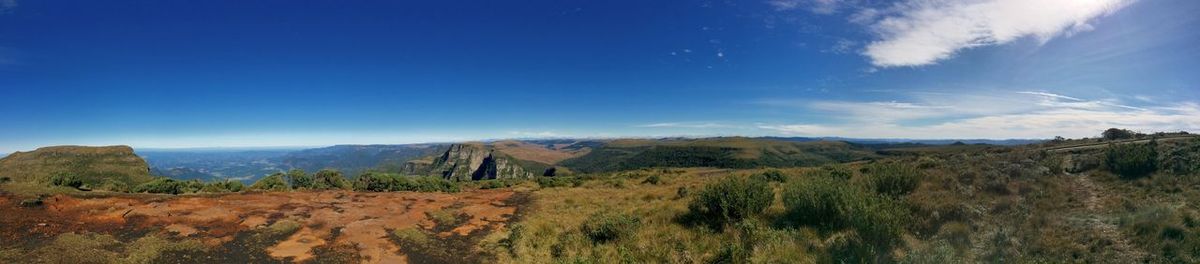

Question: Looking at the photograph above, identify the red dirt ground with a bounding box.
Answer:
[0,190,524,263]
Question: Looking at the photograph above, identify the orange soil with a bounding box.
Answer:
[0,190,522,263]
[492,140,590,164]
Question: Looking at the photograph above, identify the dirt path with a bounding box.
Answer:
[1068,173,1147,262]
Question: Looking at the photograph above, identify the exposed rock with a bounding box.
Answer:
[405,144,534,181]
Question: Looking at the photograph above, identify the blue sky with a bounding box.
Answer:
[0,0,1197,152]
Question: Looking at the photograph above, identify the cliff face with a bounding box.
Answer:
[404,144,534,181]
[0,145,154,187]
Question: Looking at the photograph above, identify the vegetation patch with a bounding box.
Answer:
[1106,141,1158,179]
[580,212,641,243]
[685,176,773,229]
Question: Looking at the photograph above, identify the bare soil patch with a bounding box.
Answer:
[0,189,526,263]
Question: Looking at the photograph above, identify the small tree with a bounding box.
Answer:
[286,169,313,189]
[1103,128,1136,141]
[250,173,291,191]
[311,169,350,190]
[1106,141,1158,179]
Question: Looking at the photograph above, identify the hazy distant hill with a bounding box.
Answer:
[139,149,294,182]
[282,144,448,176]
[560,137,878,173]
[762,136,1045,146]
[0,145,154,187]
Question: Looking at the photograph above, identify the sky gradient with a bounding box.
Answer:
[1,0,1198,153]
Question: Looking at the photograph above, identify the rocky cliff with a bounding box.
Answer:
[403,143,535,181]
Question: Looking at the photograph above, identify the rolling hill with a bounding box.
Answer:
[560,137,879,173]
[0,145,154,188]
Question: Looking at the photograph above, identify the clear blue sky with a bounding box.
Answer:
[1,0,1197,152]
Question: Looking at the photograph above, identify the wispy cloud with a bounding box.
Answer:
[506,130,568,138]
[767,0,845,14]
[0,0,16,14]
[859,0,1135,67]
[758,91,1199,139]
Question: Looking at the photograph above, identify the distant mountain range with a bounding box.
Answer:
[122,136,1046,183]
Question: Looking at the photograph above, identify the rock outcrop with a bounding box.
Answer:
[404,144,534,181]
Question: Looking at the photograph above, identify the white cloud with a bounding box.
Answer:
[861,0,1135,67]
[768,0,844,14]
[758,91,1200,139]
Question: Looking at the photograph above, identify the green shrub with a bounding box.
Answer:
[49,173,84,189]
[687,176,774,228]
[641,174,664,185]
[1106,142,1158,179]
[1119,206,1200,262]
[536,176,583,188]
[311,169,351,190]
[249,173,291,192]
[676,186,689,199]
[750,170,787,183]
[580,212,641,243]
[865,163,921,197]
[20,196,44,207]
[200,180,244,193]
[286,169,313,189]
[781,177,850,229]
[353,172,398,192]
[408,176,460,192]
[352,173,460,193]
[782,177,908,259]
[132,178,204,194]
[478,179,521,189]
[97,178,130,192]
[1103,128,1137,140]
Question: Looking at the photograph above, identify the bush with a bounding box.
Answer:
[750,170,787,183]
[1103,128,1136,140]
[536,176,582,188]
[250,173,291,192]
[201,180,244,193]
[49,173,84,189]
[580,212,641,243]
[864,163,921,197]
[133,178,204,194]
[782,177,908,259]
[479,179,521,189]
[286,169,313,189]
[352,172,460,193]
[687,176,774,228]
[311,169,351,190]
[641,174,663,185]
[1106,142,1158,179]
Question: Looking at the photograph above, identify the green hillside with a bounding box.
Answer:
[0,145,155,190]
[560,137,878,173]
